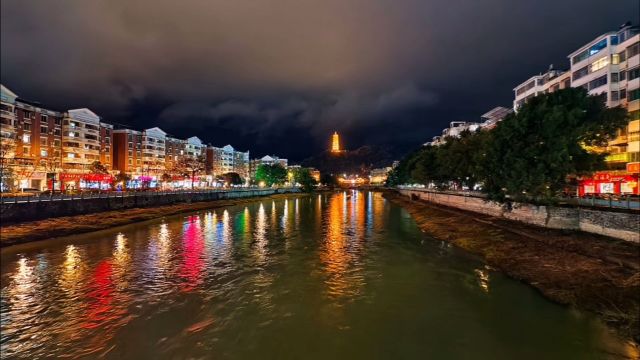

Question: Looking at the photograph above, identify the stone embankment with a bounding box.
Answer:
[1,188,299,224]
[398,188,639,243]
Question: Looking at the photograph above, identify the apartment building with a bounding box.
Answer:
[249,155,288,180]
[426,121,482,146]
[479,106,514,130]
[512,22,639,194]
[165,136,186,171]
[206,144,250,179]
[113,128,143,174]
[140,127,166,176]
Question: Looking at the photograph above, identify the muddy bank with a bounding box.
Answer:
[1,193,308,248]
[384,190,640,343]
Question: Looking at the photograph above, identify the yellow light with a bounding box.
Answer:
[259,181,266,187]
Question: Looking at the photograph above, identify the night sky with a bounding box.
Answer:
[1,0,638,161]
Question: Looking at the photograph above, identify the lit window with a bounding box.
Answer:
[590,56,609,72]
[611,54,620,65]
[69,132,75,137]
[40,150,48,157]
[68,153,75,159]
[22,134,30,143]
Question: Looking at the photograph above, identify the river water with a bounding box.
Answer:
[1,191,636,359]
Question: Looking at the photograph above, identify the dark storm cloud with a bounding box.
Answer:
[1,0,637,159]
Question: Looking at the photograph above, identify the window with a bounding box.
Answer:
[54,118,62,125]
[573,49,589,64]
[40,115,48,123]
[23,147,30,154]
[620,70,627,81]
[590,56,609,72]
[611,91,619,101]
[588,75,607,90]
[54,140,61,146]
[628,67,640,81]
[40,150,48,157]
[572,66,589,81]
[54,129,61,136]
[589,38,607,56]
[620,89,626,100]
[611,73,619,83]
[628,42,640,58]
[68,153,75,159]
[22,110,32,119]
[22,134,30,143]
[23,123,31,131]
[629,88,640,102]
[562,79,571,89]
[40,126,47,134]
[40,137,47,146]
[610,35,619,45]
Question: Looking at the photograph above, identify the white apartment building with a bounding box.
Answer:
[425,121,482,146]
[141,127,166,174]
[185,136,205,158]
[480,106,514,130]
[62,108,102,171]
[513,67,569,110]
[207,144,250,179]
[513,22,639,168]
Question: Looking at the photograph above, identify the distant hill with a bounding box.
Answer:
[301,145,394,175]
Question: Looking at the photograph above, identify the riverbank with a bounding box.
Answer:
[0,192,308,248]
[383,190,640,343]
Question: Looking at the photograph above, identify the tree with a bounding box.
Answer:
[482,88,626,203]
[13,159,36,191]
[292,168,318,192]
[160,173,172,189]
[0,136,16,192]
[40,155,62,191]
[177,155,206,189]
[320,173,338,188]
[220,172,243,186]
[113,171,132,190]
[255,163,287,186]
[89,161,109,174]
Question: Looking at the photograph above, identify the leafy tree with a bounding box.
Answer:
[292,168,318,192]
[113,171,132,190]
[482,88,626,203]
[320,173,338,188]
[255,163,287,186]
[177,155,206,189]
[220,172,243,186]
[89,161,109,174]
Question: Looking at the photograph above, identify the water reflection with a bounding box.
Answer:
[0,191,635,359]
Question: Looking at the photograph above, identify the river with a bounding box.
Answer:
[1,191,636,359]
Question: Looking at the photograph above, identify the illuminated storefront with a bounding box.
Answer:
[578,172,639,196]
[59,173,113,191]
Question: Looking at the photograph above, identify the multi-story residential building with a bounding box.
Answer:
[249,155,288,180]
[140,127,166,176]
[513,66,570,110]
[206,144,250,179]
[61,109,102,172]
[185,136,205,159]
[426,121,482,146]
[99,122,113,171]
[165,136,185,172]
[479,106,514,130]
[113,128,143,175]
[1,85,65,190]
[513,22,639,194]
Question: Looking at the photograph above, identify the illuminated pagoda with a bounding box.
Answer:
[331,131,344,153]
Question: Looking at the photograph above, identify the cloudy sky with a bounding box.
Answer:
[1,0,637,160]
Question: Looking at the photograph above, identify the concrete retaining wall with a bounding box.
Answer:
[1,188,299,223]
[399,189,639,243]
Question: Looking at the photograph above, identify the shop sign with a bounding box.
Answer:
[599,182,614,193]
